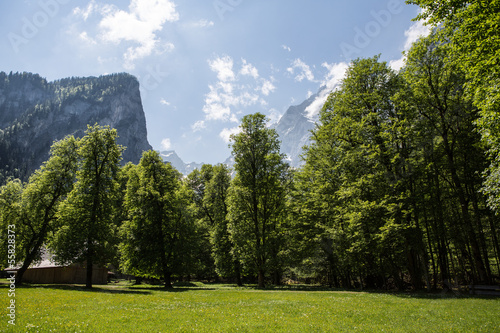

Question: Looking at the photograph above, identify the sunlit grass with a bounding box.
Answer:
[1,280,499,332]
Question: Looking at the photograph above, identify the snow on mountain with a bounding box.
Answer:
[159,150,203,175]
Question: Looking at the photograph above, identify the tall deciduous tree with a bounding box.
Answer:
[14,136,78,284]
[407,0,500,222]
[51,124,123,288]
[120,150,195,288]
[205,164,242,285]
[401,30,493,283]
[186,165,218,281]
[297,56,427,289]
[0,179,23,271]
[227,113,290,288]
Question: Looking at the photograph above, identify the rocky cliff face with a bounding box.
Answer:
[0,72,152,182]
[273,93,319,168]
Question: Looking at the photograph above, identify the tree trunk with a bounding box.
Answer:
[442,132,488,283]
[234,260,243,287]
[487,214,500,275]
[272,270,281,286]
[164,271,173,289]
[86,255,93,289]
[15,243,42,285]
[258,269,265,288]
[16,194,59,285]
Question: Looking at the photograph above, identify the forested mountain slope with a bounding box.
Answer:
[0,72,151,183]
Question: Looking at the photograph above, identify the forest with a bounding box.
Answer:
[1,0,499,290]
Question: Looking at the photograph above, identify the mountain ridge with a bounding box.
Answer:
[0,71,152,183]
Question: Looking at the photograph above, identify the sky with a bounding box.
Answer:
[0,0,429,165]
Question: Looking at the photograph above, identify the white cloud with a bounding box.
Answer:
[156,42,175,55]
[76,0,179,69]
[201,55,275,125]
[389,58,405,71]
[192,19,215,28]
[390,20,431,70]
[97,56,117,64]
[79,31,97,45]
[230,114,239,123]
[160,98,170,106]
[282,44,291,52]
[203,100,231,121]
[73,1,96,21]
[261,79,276,96]
[192,120,206,131]
[161,138,172,151]
[321,62,349,90]
[220,126,241,143]
[267,108,283,126]
[240,59,259,79]
[403,20,431,51]
[208,56,235,82]
[287,58,315,82]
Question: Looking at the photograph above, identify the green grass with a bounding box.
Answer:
[1,280,499,332]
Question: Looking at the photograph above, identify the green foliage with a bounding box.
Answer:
[0,179,23,270]
[16,135,79,283]
[401,30,493,284]
[50,124,123,288]
[407,1,500,213]
[227,113,290,287]
[0,135,79,281]
[296,56,421,288]
[185,164,218,280]
[204,164,243,283]
[120,150,196,287]
[2,4,499,290]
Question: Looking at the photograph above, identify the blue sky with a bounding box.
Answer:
[0,0,428,164]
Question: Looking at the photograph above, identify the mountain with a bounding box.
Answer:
[160,150,203,175]
[273,90,322,168]
[0,71,152,183]
[221,88,329,170]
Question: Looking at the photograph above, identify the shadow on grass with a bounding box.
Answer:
[386,290,500,300]
[1,280,496,299]
[0,282,151,295]
[211,283,500,300]
[128,286,217,293]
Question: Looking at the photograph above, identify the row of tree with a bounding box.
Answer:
[0,120,286,289]
[1,1,499,289]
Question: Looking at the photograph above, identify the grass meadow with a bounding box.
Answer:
[1,280,499,332]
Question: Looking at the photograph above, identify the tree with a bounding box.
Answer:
[13,135,78,284]
[227,113,290,288]
[0,179,23,271]
[401,30,494,284]
[186,165,218,281]
[120,150,195,288]
[204,164,242,285]
[297,56,426,289]
[407,1,500,213]
[51,124,123,288]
